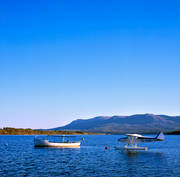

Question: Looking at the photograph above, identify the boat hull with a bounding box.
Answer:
[34,139,81,148]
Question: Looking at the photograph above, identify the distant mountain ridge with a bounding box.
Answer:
[52,114,180,133]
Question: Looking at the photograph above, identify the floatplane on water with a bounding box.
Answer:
[34,135,81,148]
[115,132,164,151]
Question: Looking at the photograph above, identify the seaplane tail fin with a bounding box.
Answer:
[155,131,164,141]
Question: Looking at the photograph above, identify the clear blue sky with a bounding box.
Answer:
[0,0,180,129]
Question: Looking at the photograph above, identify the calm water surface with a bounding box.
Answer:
[0,135,180,177]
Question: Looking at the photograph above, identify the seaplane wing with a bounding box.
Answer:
[118,132,164,143]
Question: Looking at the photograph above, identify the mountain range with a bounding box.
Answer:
[52,114,180,133]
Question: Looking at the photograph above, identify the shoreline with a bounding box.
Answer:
[0,128,103,135]
[1,128,179,135]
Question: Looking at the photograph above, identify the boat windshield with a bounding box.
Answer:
[35,135,79,143]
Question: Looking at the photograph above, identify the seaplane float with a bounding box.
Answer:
[34,135,82,148]
[115,132,164,151]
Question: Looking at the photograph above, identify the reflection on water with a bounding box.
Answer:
[123,150,163,158]
[0,135,180,177]
[116,148,177,177]
[124,150,139,157]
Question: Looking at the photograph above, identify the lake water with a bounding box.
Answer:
[0,135,180,177]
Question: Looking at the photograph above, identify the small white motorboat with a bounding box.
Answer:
[34,135,81,148]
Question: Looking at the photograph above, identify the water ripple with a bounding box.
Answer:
[0,135,179,176]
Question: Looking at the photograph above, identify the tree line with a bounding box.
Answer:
[0,127,96,135]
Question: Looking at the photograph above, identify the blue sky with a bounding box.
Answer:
[0,0,180,128]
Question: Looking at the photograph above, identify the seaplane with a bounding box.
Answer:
[115,132,164,151]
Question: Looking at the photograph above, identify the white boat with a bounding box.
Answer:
[115,132,164,151]
[34,135,81,148]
